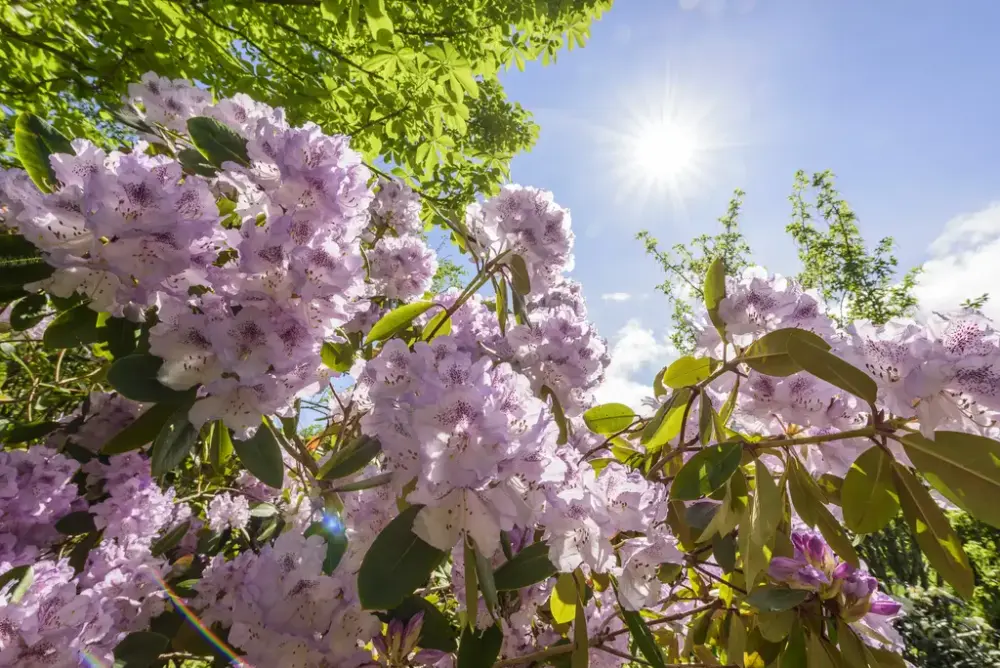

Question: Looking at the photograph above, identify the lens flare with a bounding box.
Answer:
[151,571,253,667]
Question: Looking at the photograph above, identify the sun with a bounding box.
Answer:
[591,71,740,213]
[629,117,700,183]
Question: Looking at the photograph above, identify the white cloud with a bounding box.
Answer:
[601,292,632,302]
[914,202,1000,320]
[594,320,677,412]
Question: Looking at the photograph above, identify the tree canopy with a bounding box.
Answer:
[0,0,610,207]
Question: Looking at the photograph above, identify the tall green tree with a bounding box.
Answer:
[0,0,610,208]
[636,189,752,352]
[640,170,923,352]
[787,169,921,325]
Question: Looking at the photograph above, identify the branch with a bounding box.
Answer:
[351,102,410,134]
[270,19,381,78]
[0,26,96,79]
[189,4,308,82]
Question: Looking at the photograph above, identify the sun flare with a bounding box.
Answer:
[629,117,700,182]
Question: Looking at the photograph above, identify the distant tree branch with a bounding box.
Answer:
[269,18,382,78]
[189,4,308,82]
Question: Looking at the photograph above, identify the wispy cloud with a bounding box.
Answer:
[594,320,677,412]
[601,292,633,302]
[914,202,1000,319]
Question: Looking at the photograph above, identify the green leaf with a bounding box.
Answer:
[493,541,556,590]
[101,316,139,358]
[233,422,285,489]
[0,564,34,604]
[582,403,635,435]
[572,586,589,668]
[789,460,859,567]
[250,503,278,518]
[187,117,249,168]
[698,392,714,445]
[787,335,877,405]
[757,609,796,642]
[473,541,498,613]
[866,646,907,668]
[836,620,871,668]
[112,631,170,668]
[366,301,436,343]
[463,540,478,630]
[364,0,393,40]
[645,387,695,451]
[9,293,47,330]
[43,303,101,349]
[779,622,806,668]
[209,420,234,473]
[807,633,844,668]
[151,520,190,557]
[616,594,667,668]
[741,328,830,377]
[421,309,452,340]
[0,234,53,288]
[177,147,217,176]
[3,420,59,444]
[14,113,72,192]
[550,572,577,624]
[55,511,97,535]
[742,461,781,585]
[726,614,746,668]
[744,586,810,612]
[640,396,671,444]
[358,505,447,610]
[712,533,737,573]
[107,354,186,403]
[541,386,569,445]
[671,442,743,500]
[453,68,480,99]
[331,471,393,492]
[704,256,727,341]
[103,398,193,455]
[842,446,899,533]
[900,430,1000,529]
[149,405,198,476]
[457,624,502,668]
[663,356,716,388]
[384,596,459,652]
[892,463,974,598]
[508,254,531,296]
[305,517,349,575]
[321,340,355,372]
[317,435,382,480]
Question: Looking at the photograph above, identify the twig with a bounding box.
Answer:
[271,19,381,78]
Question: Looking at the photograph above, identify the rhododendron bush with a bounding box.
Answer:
[2,77,1000,668]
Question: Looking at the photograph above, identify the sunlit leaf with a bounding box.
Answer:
[671,442,743,500]
[741,328,830,377]
[901,430,1000,529]
[366,301,436,343]
[842,446,899,533]
[358,505,447,610]
[582,403,636,435]
[892,463,974,598]
[233,422,285,489]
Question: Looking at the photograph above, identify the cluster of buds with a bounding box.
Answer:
[768,531,901,622]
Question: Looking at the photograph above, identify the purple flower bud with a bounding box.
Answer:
[769,557,805,581]
[832,561,856,581]
[869,593,902,617]
[387,618,405,656]
[403,611,425,654]
[800,533,831,568]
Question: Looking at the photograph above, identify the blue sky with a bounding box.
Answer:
[496,0,1000,405]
